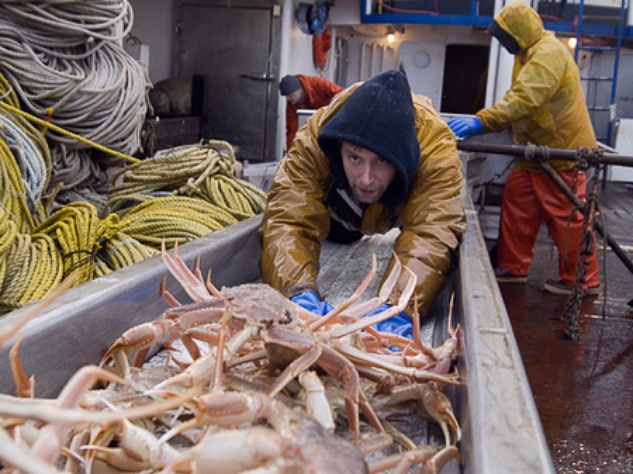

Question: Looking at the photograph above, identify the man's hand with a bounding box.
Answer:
[365,303,413,340]
[290,290,334,316]
[447,116,484,140]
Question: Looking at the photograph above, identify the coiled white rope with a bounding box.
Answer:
[0,0,133,42]
[0,115,47,213]
[0,1,148,156]
[48,147,121,215]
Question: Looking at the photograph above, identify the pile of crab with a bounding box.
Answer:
[0,244,463,474]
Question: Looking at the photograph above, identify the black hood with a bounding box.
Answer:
[489,19,521,55]
[317,69,420,207]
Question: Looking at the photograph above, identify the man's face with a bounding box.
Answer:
[286,88,303,105]
[341,142,396,204]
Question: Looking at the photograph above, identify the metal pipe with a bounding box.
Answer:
[359,42,368,80]
[457,140,633,275]
[456,140,633,167]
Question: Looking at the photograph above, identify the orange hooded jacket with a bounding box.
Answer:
[285,75,343,151]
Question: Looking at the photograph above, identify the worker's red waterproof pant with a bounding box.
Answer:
[497,168,600,288]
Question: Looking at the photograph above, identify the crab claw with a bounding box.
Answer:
[101,320,173,375]
[418,383,461,447]
[367,444,459,474]
[161,241,212,303]
[371,382,461,448]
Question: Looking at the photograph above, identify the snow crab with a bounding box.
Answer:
[101,244,459,441]
[83,389,369,474]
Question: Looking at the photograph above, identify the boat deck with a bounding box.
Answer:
[1,179,629,472]
[478,181,633,473]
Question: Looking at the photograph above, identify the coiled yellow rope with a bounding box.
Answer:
[106,141,235,211]
[118,195,239,249]
[0,230,64,314]
[94,232,158,278]
[106,141,266,219]
[0,95,268,314]
[34,202,123,285]
[201,174,267,220]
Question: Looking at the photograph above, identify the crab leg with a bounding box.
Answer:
[0,386,198,426]
[65,429,90,473]
[298,371,336,432]
[83,419,180,472]
[225,348,267,368]
[263,328,384,439]
[212,309,232,391]
[411,295,424,350]
[367,444,459,474]
[333,342,459,385]
[160,276,182,307]
[10,335,34,398]
[311,253,403,331]
[339,252,403,320]
[267,343,323,399]
[168,426,286,473]
[373,383,461,447]
[154,350,218,390]
[309,254,377,331]
[329,267,417,339]
[29,366,127,464]
[161,241,211,303]
[0,429,59,474]
[100,320,174,376]
[159,390,270,443]
[419,385,462,446]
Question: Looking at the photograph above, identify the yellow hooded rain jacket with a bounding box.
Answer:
[260,85,466,315]
[477,1,597,171]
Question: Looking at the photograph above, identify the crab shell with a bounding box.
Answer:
[220,283,298,329]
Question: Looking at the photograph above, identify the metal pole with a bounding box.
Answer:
[459,139,633,276]
[456,141,633,167]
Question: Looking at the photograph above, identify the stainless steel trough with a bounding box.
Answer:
[0,191,554,473]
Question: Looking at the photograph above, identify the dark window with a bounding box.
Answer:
[441,44,489,114]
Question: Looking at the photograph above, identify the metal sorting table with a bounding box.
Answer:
[0,191,554,473]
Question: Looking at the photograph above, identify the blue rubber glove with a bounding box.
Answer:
[447,116,484,140]
[367,303,413,340]
[290,290,334,316]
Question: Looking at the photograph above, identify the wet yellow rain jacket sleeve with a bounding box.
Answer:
[260,85,466,315]
[476,1,597,171]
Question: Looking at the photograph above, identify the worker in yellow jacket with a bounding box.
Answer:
[260,70,466,336]
[448,0,600,296]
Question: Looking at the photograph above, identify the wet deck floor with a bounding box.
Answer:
[478,182,633,473]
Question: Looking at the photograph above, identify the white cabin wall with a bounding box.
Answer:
[128,0,173,83]
[276,0,332,158]
[127,0,633,174]
[331,24,491,107]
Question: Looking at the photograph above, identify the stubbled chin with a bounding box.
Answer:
[357,194,378,204]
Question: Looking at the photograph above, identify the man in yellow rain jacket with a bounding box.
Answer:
[448,0,600,296]
[260,70,466,337]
